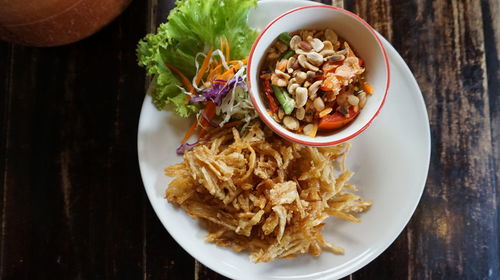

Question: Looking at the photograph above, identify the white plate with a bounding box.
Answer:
[137,1,431,279]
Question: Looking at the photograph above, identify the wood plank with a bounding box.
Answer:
[0,0,155,278]
[0,44,52,279]
[142,203,195,279]
[343,0,355,13]
[349,0,392,42]
[0,45,12,276]
[481,0,500,243]
[331,0,343,8]
[194,262,230,280]
[350,0,499,279]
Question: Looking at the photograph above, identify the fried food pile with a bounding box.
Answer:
[165,122,371,262]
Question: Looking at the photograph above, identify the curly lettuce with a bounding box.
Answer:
[137,0,258,117]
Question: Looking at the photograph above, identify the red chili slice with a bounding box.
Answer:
[318,106,359,130]
[262,79,279,114]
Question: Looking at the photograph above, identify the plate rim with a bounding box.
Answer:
[137,0,431,279]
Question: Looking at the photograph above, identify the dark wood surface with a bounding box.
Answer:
[0,0,498,279]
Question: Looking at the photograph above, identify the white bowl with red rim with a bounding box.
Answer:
[247,5,390,146]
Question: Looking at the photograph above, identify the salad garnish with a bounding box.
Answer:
[137,0,259,152]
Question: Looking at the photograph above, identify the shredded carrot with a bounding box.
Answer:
[213,80,226,85]
[198,101,216,138]
[363,82,374,95]
[308,123,318,138]
[195,47,214,86]
[219,37,225,54]
[205,57,245,84]
[232,63,243,72]
[166,63,194,94]
[207,64,223,81]
[181,119,198,144]
[199,129,208,139]
[223,120,243,128]
[205,101,217,118]
[218,67,235,81]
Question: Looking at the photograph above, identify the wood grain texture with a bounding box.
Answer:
[481,0,500,244]
[0,0,183,279]
[348,0,392,42]
[331,0,343,9]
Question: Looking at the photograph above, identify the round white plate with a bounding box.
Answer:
[137,1,431,279]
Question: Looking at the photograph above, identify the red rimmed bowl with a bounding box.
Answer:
[247,5,390,146]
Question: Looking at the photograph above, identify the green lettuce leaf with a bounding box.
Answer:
[137,0,258,117]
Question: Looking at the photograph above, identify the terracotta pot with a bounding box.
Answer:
[0,0,132,46]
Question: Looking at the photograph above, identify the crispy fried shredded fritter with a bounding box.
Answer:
[165,122,371,262]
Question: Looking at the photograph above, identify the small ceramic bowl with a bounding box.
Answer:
[247,5,390,146]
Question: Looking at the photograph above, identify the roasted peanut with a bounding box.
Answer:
[347,95,360,106]
[303,124,315,135]
[308,80,322,100]
[287,83,299,95]
[313,97,325,111]
[283,116,299,130]
[290,35,302,50]
[286,56,297,73]
[299,41,313,51]
[295,87,308,108]
[310,38,324,52]
[306,52,324,66]
[298,55,319,71]
[295,107,305,120]
[295,71,307,84]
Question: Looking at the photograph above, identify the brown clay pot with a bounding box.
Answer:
[0,0,133,46]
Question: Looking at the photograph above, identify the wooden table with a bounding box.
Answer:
[0,0,498,279]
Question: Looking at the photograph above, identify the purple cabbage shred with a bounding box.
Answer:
[189,76,244,106]
[176,142,198,155]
